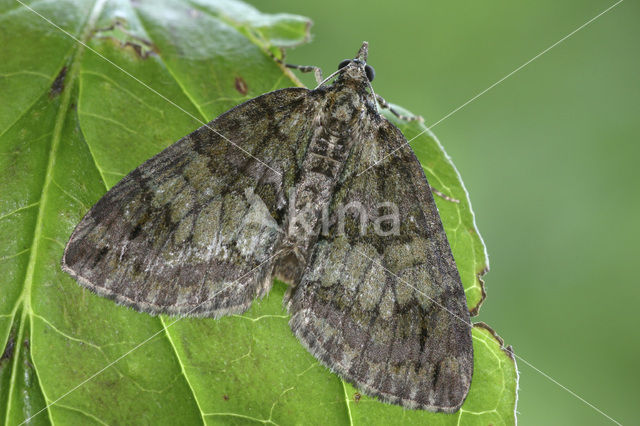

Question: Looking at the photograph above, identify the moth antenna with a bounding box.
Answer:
[366,78,379,112]
[314,67,345,89]
[367,80,380,113]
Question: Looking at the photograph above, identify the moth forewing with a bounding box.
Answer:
[63,42,473,412]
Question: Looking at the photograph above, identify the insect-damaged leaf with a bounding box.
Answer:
[0,0,515,424]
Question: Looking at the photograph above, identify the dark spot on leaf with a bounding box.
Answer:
[49,66,67,98]
[354,392,361,403]
[121,41,157,59]
[235,76,248,95]
[474,322,514,360]
[1,330,16,364]
[93,19,157,60]
[23,337,34,370]
[469,269,488,317]
[222,394,229,401]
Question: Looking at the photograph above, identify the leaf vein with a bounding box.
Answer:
[159,317,206,425]
[0,202,40,222]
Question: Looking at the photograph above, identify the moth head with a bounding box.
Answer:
[336,46,373,85]
[336,41,374,82]
[328,42,377,102]
[338,59,375,82]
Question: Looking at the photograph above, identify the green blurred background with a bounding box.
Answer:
[247,0,639,424]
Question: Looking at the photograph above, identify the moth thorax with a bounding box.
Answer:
[324,91,363,137]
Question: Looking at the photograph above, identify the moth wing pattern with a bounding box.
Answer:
[287,119,473,412]
[63,88,315,317]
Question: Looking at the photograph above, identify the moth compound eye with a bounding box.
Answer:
[338,59,351,70]
[365,65,375,82]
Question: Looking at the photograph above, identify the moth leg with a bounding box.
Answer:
[376,94,424,122]
[431,186,460,203]
[271,54,324,85]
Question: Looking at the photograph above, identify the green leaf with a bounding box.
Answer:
[0,0,516,424]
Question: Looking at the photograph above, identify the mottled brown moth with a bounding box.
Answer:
[62,43,473,412]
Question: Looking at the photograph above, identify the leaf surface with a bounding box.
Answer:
[0,0,516,424]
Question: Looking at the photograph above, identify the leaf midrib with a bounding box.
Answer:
[160,317,207,426]
[3,1,108,424]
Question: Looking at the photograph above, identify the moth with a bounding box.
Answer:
[62,42,473,413]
